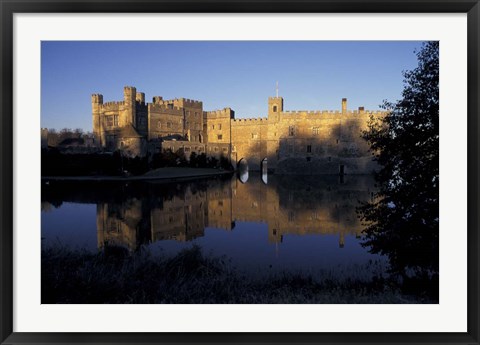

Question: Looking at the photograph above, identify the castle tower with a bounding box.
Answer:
[267,94,283,171]
[136,92,145,105]
[91,93,103,146]
[342,98,347,114]
[268,96,283,122]
[123,86,136,125]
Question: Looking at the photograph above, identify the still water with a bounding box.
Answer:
[41,173,386,279]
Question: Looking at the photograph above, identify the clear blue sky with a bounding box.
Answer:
[41,41,424,131]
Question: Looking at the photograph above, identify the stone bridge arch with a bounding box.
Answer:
[237,158,249,183]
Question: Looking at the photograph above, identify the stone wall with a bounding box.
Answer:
[231,118,269,170]
[271,110,384,174]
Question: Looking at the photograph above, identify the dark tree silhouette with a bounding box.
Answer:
[359,42,439,298]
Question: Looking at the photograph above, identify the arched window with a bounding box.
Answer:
[273,105,278,112]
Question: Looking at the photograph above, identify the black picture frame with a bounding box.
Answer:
[1,1,479,344]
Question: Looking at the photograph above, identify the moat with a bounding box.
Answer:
[42,173,381,270]
[41,173,437,303]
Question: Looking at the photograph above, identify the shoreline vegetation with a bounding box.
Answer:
[41,148,234,179]
[42,244,437,304]
[42,167,233,182]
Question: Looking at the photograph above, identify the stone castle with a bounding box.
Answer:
[92,86,385,173]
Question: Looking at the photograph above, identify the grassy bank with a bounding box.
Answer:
[42,245,435,304]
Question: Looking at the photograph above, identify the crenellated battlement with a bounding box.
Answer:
[232,117,268,123]
[148,103,183,115]
[281,110,386,117]
[152,96,163,104]
[205,108,234,118]
[101,101,125,111]
[173,98,203,108]
[91,94,103,104]
[102,101,125,106]
[182,98,202,105]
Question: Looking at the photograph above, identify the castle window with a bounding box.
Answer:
[212,124,215,130]
[273,105,278,112]
[105,116,115,127]
[167,122,172,129]
[157,121,161,129]
[312,127,319,135]
[113,115,119,127]
[288,126,295,136]
[307,145,312,153]
[214,147,219,152]
[218,124,222,130]
[252,133,258,139]
[222,147,228,153]
[217,134,223,140]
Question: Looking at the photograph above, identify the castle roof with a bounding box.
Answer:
[119,124,143,138]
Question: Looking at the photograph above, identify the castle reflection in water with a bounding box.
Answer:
[90,173,376,252]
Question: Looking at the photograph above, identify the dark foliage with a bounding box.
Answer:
[41,148,150,176]
[42,147,234,177]
[46,128,86,147]
[358,42,439,299]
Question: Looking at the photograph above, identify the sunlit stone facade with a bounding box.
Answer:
[92,86,386,172]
